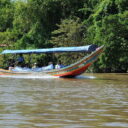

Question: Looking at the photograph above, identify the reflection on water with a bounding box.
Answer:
[0,73,128,128]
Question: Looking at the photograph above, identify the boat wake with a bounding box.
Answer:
[76,75,96,79]
[0,74,58,79]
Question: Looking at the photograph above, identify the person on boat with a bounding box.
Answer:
[11,66,22,71]
[42,62,54,70]
[32,63,37,69]
[55,61,64,69]
[55,63,60,69]
[31,63,42,72]
[17,54,24,65]
[8,64,14,71]
[8,59,15,70]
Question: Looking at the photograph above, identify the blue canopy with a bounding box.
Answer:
[1,44,98,54]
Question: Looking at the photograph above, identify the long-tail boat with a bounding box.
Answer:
[0,45,103,78]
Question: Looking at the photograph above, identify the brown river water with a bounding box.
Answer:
[0,73,127,128]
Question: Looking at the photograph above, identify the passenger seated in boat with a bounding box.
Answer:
[42,62,54,70]
[11,66,23,71]
[17,54,24,65]
[31,63,42,72]
[55,61,64,69]
[8,59,15,70]
[8,64,14,71]
[10,62,25,71]
[32,63,37,69]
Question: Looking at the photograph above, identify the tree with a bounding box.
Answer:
[82,0,128,72]
[51,17,86,65]
[0,0,14,47]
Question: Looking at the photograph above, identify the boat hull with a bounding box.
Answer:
[0,46,103,78]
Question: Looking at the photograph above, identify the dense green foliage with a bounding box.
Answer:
[0,0,127,72]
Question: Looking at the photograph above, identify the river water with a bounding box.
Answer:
[0,73,127,128]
